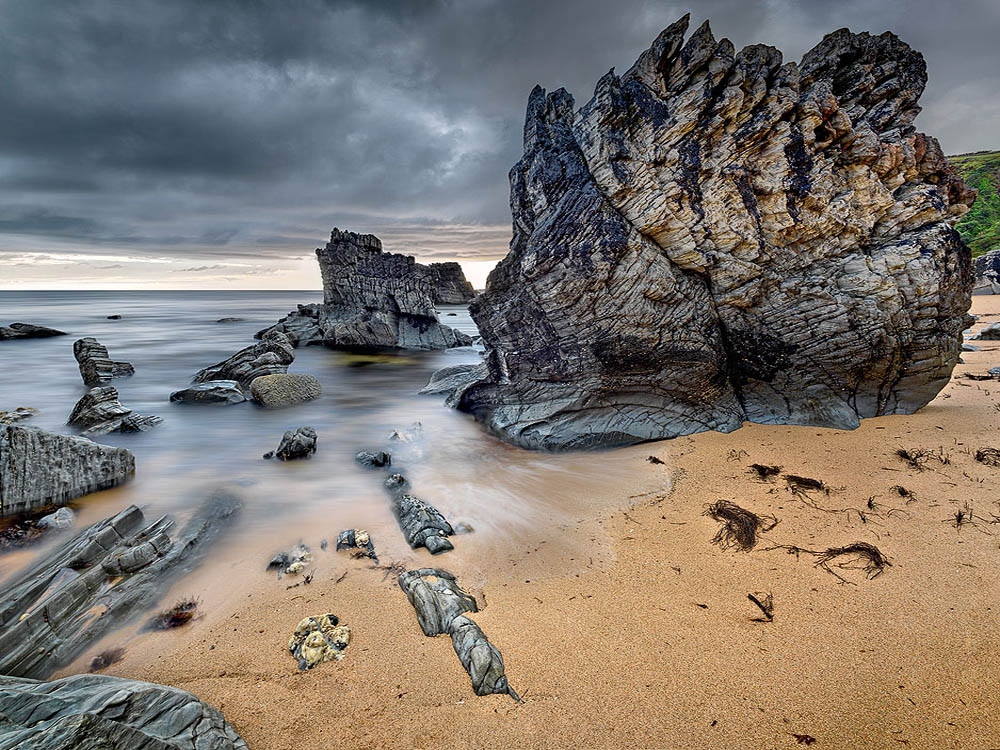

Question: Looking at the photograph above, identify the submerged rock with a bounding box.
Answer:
[0,407,37,425]
[355,450,391,468]
[398,569,517,699]
[73,337,135,387]
[433,17,975,450]
[249,373,322,408]
[263,427,317,461]
[67,386,162,436]
[193,330,295,389]
[0,425,134,517]
[0,494,240,677]
[0,674,247,749]
[267,542,312,576]
[0,323,66,340]
[170,380,247,405]
[260,229,473,351]
[391,493,454,554]
[288,613,351,670]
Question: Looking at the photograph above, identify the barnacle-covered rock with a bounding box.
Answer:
[288,613,351,670]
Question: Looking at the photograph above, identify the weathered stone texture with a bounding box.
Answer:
[0,425,134,517]
[438,17,975,449]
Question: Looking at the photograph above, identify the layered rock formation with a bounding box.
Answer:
[434,16,976,450]
[193,330,295,388]
[973,248,1000,294]
[73,337,134,387]
[260,229,472,350]
[0,674,247,748]
[67,386,162,436]
[428,262,476,304]
[0,425,134,517]
[0,495,239,677]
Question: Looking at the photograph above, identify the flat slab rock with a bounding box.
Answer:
[0,494,240,678]
[433,16,976,449]
[0,425,134,517]
[0,674,247,749]
[0,323,67,341]
[398,569,517,699]
[170,380,247,405]
[258,229,473,351]
[249,373,322,408]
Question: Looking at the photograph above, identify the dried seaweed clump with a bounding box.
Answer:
[749,464,782,480]
[771,542,891,583]
[895,447,949,471]
[148,598,199,630]
[288,613,351,670]
[975,448,1000,468]
[784,475,828,497]
[704,500,778,552]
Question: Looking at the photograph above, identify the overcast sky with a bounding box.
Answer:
[1,0,996,289]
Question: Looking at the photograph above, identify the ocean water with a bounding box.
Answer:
[0,291,653,630]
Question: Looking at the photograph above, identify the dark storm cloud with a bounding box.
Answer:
[0,0,996,282]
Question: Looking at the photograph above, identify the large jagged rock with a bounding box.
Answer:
[973,248,1000,294]
[0,425,134,517]
[0,674,247,749]
[73,337,134,387]
[0,323,66,341]
[67,386,162,436]
[433,16,976,450]
[259,229,473,351]
[428,262,476,304]
[193,329,295,389]
[398,569,517,699]
[0,494,240,678]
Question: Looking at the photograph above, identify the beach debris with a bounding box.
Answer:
[1,424,134,518]
[398,568,519,700]
[73,337,135,387]
[975,447,1000,467]
[88,647,126,672]
[791,734,817,746]
[749,463,782,480]
[356,450,392,468]
[336,529,378,563]
[747,592,774,622]
[148,598,200,630]
[704,500,778,552]
[0,493,240,677]
[263,427,317,460]
[267,543,312,576]
[192,329,295,389]
[288,613,351,669]
[784,475,829,497]
[895,447,949,471]
[0,406,37,425]
[67,386,162,436]
[170,380,247,405]
[889,485,917,503]
[647,455,665,465]
[768,541,891,584]
[0,322,66,340]
[0,674,248,748]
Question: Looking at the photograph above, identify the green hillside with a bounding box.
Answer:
[949,150,1000,257]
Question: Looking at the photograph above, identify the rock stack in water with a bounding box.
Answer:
[431,16,976,449]
[74,337,134,387]
[427,262,476,304]
[259,229,473,350]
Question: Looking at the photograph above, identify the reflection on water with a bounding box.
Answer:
[0,291,662,632]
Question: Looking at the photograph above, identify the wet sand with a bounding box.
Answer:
[83,296,1000,748]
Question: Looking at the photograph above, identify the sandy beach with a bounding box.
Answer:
[66,295,1000,749]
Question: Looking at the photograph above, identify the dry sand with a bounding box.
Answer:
[91,296,1000,748]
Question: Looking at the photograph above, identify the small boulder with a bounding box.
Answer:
[355,450,391,468]
[36,507,75,530]
[264,427,317,461]
[249,373,322,408]
[288,614,351,669]
[170,380,246,405]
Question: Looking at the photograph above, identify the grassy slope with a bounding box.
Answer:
[948,150,1000,257]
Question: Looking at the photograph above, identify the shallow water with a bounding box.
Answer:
[0,291,658,632]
